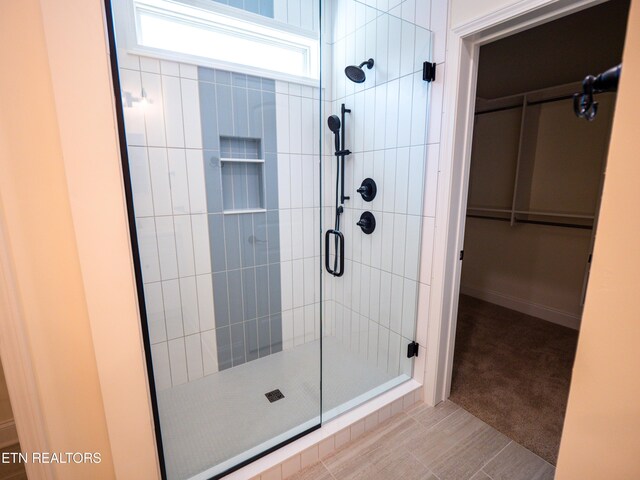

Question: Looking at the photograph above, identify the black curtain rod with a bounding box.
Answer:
[467,213,593,230]
[475,94,576,116]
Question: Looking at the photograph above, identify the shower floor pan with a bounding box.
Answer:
[157,336,407,480]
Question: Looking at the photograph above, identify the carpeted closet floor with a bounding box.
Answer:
[450,295,579,465]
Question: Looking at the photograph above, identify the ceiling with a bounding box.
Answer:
[477,0,630,99]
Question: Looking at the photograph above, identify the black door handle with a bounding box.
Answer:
[325,229,344,277]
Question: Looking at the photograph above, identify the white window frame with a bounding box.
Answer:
[117,0,320,85]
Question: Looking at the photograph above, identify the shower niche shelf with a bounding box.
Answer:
[220,136,266,214]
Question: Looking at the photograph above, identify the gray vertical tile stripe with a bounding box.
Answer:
[215,69,231,85]
[270,313,283,353]
[255,266,270,318]
[228,0,243,12]
[221,163,234,210]
[245,319,259,362]
[198,66,215,83]
[262,91,277,154]
[230,322,246,366]
[216,326,232,371]
[199,66,282,369]
[240,214,255,267]
[257,316,271,357]
[227,269,244,324]
[242,267,257,321]
[224,215,241,270]
[208,214,226,272]
[265,152,279,210]
[253,213,268,266]
[268,263,281,314]
[232,164,249,209]
[231,72,247,88]
[244,0,260,14]
[246,163,264,208]
[246,75,262,91]
[266,210,280,264]
[207,0,274,19]
[247,88,263,139]
[212,272,229,327]
[232,87,249,137]
[216,84,234,136]
[204,152,223,213]
[260,1,274,18]
[199,81,219,151]
[261,78,275,92]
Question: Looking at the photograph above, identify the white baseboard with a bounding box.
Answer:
[460,285,581,330]
[0,419,18,449]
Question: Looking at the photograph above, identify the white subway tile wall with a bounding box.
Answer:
[121,59,217,390]
[120,0,442,402]
[122,66,323,387]
[322,0,434,380]
[273,80,325,351]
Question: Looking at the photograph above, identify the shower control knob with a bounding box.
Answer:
[357,178,377,202]
[357,211,376,235]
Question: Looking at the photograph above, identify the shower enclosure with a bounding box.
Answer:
[106,0,433,477]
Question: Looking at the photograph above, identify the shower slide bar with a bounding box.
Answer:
[326,103,351,277]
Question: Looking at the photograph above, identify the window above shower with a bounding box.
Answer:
[116,0,320,83]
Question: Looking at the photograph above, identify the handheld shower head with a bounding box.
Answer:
[328,114,341,152]
[327,114,341,133]
[345,58,374,83]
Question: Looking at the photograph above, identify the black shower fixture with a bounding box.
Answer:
[327,114,341,152]
[357,211,376,235]
[345,58,374,83]
[357,178,377,202]
[326,104,352,277]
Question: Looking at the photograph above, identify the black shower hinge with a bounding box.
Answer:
[407,341,419,358]
[459,250,464,260]
[423,62,436,82]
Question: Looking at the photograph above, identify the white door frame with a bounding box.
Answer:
[424,0,609,406]
[0,207,54,479]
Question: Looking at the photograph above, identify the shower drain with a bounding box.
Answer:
[265,389,285,403]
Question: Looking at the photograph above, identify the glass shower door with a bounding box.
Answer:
[320,0,433,420]
[107,0,323,478]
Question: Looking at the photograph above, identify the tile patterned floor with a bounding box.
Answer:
[159,338,400,479]
[289,401,555,480]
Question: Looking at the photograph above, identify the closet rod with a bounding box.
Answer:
[475,94,574,116]
[466,213,593,230]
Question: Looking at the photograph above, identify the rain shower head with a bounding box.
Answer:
[345,58,374,83]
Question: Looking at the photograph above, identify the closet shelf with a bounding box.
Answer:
[467,207,511,213]
[466,210,594,230]
[513,210,595,219]
[467,207,594,219]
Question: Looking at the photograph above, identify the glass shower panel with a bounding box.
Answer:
[320,0,433,420]
[108,0,322,477]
